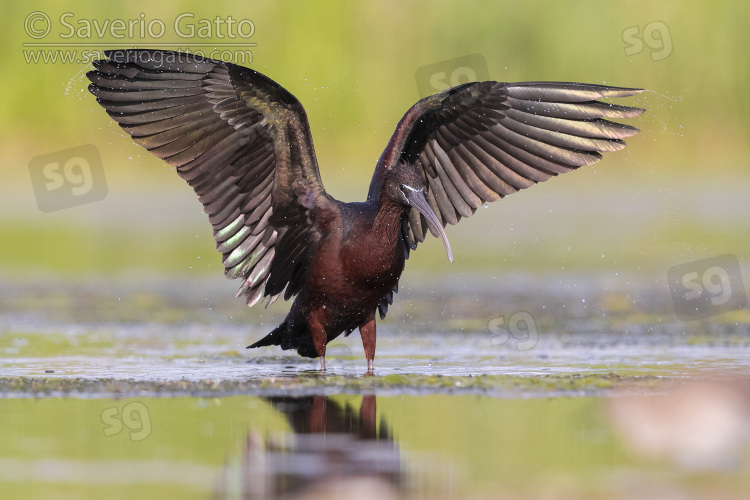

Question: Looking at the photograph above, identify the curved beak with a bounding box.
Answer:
[405,189,453,263]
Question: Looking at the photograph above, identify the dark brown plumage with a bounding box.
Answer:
[87,49,644,372]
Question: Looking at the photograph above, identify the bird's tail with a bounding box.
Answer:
[247,319,320,358]
[247,321,287,349]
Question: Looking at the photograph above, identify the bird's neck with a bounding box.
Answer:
[372,196,408,245]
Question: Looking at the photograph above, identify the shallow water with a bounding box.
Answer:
[2,325,750,383]
[2,275,750,498]
[2,392,750,499]
[3,275,749,386]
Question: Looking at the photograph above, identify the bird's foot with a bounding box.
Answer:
[319,356,326,372]
[366,358,374,374]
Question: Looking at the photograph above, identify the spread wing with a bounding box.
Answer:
[87,49,326,307]
[367,81,645,317]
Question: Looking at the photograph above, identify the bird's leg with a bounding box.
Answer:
[308,308,327,372]
[359,311,377,374]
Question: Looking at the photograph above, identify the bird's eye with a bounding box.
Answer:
[400,184,421,196]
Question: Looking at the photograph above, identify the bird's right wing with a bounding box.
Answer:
[88,49,327,307]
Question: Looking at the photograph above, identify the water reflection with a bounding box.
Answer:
[215,395,402,499]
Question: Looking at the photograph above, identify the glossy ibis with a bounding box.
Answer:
[87,49,644,372]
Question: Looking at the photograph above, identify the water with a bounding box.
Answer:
[1,275,750,498]
[2,392,749,499]
[2,325,750,383]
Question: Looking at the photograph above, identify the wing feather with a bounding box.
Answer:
[88,49,326,306]
[367,80,644,317]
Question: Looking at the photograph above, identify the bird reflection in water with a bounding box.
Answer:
[214,395,402,499]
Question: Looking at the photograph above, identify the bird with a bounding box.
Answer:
[87,49,644,372]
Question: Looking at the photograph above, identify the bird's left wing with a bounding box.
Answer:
[87,49,326,307]
[369,81,644,248]
[367,81,645,317]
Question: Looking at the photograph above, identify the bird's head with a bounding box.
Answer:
[383,162,453,263]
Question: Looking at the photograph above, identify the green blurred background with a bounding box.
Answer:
[1,0,748,283]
